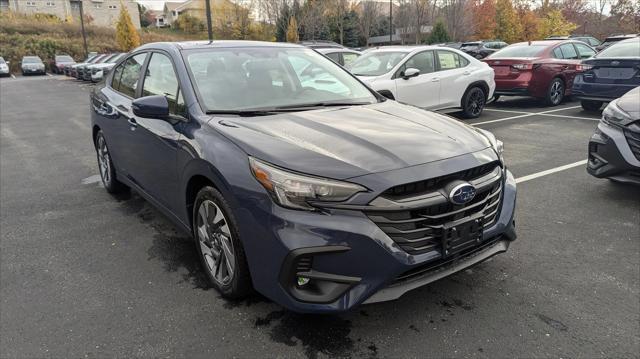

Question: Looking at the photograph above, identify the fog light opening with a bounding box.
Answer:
[296,276,310,287]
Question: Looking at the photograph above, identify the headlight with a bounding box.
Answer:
[249,157,367,211]
[476,128,504,160]
[602,100,632,127]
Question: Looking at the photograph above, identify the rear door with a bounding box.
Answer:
[557,43,581,87]
[434,50,471,109]
[393,50,440,108]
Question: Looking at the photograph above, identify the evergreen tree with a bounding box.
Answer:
[342,11,360,48]
[428,20,451,44]
[115,2,140,51]
[275,3,290,42]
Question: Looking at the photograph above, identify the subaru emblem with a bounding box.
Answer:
[448,182,477,205]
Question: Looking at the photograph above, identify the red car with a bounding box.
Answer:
[483,40,596,105]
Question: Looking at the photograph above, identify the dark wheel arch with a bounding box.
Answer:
[185,174,217,235]
[461,81,490,106]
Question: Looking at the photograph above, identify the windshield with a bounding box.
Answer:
[23,57,42,63]
[0,57,5,64]
[347,51,408,76]
[489,45,547,58]
[185,47,377,112]
[56,55,74,62]
[597,40,640,58]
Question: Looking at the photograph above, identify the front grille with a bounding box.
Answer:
[383,161,498,199]
[624,128,640,161]
[366,163,503,256]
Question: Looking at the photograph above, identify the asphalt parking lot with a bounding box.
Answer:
[1,75,638,358]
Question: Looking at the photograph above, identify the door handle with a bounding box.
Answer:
[431,77,440,82]
[128,118,138,128]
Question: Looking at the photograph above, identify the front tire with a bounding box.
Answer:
[461,86,486,118]
[95,130,127,194]
[193,186,252,299]
[581,100,603,112]
[544,78,565,106]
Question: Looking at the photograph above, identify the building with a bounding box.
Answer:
[162,0,237,28]
[0,0,141,29]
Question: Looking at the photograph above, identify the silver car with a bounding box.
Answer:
[21,56,46,75]
[0,57,10,77]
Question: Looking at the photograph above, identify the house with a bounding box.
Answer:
[162,0,237,28]
[0,0,140,28]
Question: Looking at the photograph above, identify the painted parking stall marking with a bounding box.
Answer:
[515,160,588,184]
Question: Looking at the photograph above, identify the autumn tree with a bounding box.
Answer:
[538,9,577,38]
[115,2,140,51]
[495,0,522,43]
[286,16,300,42]
[472,0,497,40]
[610,0,640,33]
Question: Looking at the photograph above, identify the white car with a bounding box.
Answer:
[348,46,495,118]
[315,48,361,67]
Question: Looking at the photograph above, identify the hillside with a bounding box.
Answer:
[0,12,201,72]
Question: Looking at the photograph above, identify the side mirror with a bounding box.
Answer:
[132,95,169,119]
[402,68,420,80]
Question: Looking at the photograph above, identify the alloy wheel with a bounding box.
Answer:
[468,89,485,117]
[96,135,110,185]
[550,81,563,105]
[196,200,236,286]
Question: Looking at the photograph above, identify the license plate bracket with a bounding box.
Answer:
[442,214,483,257]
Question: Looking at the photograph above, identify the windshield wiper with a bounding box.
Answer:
[271,102,372,110]
[206,102,371,117]
[205,110,280,117]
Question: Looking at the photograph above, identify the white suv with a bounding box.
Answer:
[348,46,495,118]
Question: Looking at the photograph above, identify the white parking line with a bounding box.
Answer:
[473,113,534,125]
[537,105,582,114]
[46,73,52,77]
[484,108,530,115]
[515,160,588,184]
[541,113,599,121]
[10,74,15,79]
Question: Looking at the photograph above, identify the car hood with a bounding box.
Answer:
[618,87,640,120]
[210,101,491,179]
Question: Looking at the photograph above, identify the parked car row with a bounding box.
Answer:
[62,52,124,82]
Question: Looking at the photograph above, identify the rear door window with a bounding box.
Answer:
[559,44,579,60]
[552,47,563,59]
[436,50,468,70]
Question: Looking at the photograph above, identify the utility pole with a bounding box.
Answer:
[389,0,393,44]
[205,0,213,41]
[79,0,88,58]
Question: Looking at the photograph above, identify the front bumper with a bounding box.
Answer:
[238,164,517,313]
[587,122,640,184]
[22,68,45,74]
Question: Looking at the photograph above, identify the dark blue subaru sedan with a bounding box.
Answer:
[90,41,517,313]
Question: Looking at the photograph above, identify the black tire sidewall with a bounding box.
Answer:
[95,131,125,194]
[192,186,252,298]
[462,86,486,118]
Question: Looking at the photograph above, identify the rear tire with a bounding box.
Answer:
[581,100,603,112]
[193,186,252,299]
[461,86,486,119]
[544,78,565,106]
[95,130,127,194]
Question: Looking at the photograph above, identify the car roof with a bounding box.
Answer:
[316,48,361,54]
[137,40,303,52]
[364,45,443,53]
[509,40,578,46]
[604,34,638,40]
